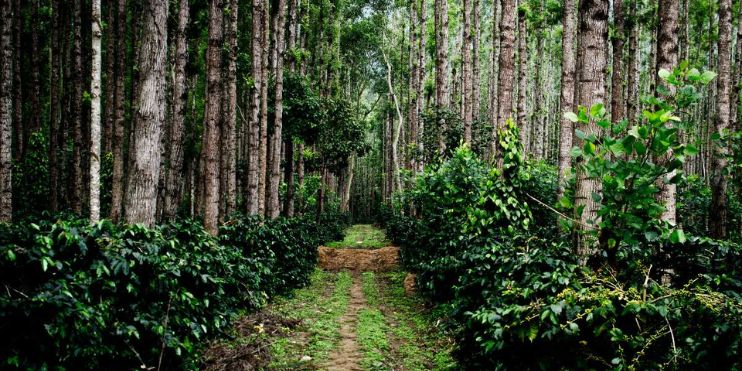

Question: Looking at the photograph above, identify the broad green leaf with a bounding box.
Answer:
[563,112,579,122]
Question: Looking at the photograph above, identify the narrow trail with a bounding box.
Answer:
[321,273,365,371]
[206,224,456,371]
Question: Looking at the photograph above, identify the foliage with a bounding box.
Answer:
[0,212,347,370]
[12,132,50,218]
[420,107,464,163]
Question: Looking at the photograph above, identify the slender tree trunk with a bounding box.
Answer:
[574,0,609,259]
[655,0,679,224]
[493,0,517,164]
[258,4,269,215]
[71,0,83,214]
[221,0,238,218]
[709,0,733,239]
[416,0,426,172]
[267,0,287,218]
[472,0,481,121]
[11,0,20,161]
[435,0,450,154]
[50,0,61,212]
[408,0,418,169]
[557,0,577,200]
[611,0,625,121]
[488,0,501,155]
[0,0,12,221]
[163,0,189,220]
[90,0,102,223]
[123,0,168,226]
[462,0,473,144]
[247,0,264,215]
[103,0,116,154]
[626,0,639,125]
[110,0,127,221]
[202,0,223,234]
[516,7,527,152]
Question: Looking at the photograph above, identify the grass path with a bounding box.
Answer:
[209,225,456,370]
[325,224,391,249]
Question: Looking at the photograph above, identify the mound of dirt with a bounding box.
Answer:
[318,245,399,272]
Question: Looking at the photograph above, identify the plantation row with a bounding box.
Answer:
[0,212,349,369]
[384,136,741,368]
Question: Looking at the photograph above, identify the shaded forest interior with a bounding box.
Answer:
[0,0,741,369]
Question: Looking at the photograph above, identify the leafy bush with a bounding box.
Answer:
[0,212,347,370]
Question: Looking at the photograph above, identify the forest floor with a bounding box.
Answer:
[204,225,456,371]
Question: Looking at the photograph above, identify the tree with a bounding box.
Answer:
[123,0,168,226]
[435,0,450,153]
[462,0,473,144]
[516,5,527,151]
[610,0,625,121]
[221,0,238,218]
[110,0,127,221]
[557,0,577,200]
[163,0,189,220]
[90,0,102,223]
[267,0,287,219]
[574,0,609,258]
[201,0,224,234]
[655,0,678,224]
[0,0,12,222]
[493,0,516,164]
[247,0,264,215]
[709,0,733,238]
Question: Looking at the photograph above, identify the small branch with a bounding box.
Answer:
[524,193,597,230]
[664,315,678,366]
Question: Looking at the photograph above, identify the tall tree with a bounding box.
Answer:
[471,0,481,119]
[109,0,127,221]
[163,0,189,220]
[50,0,61,212]
[516,6,527,151]
[655,0,678,224]
[71,0,84,214]
[709,0,733,238]
[267,0,287,218]
[202,0,224,234]
[462,0,473,144]
[258,4,269,215]
[610,0,625,121]
[493,0,516,163]
[574,0,609,258]
[221,0,238,218]
[0,0,12,221]
[247,0,264,215]
[90,0,102,223]
[416,0,426,173]
[557,0,577,200]
[123,0,168,226]
[435,0,450,153]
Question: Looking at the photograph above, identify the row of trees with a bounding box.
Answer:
[367,0,741,251]
[0,0,368,234]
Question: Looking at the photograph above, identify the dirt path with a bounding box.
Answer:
[206,224,456,370]
[321,273,365,371]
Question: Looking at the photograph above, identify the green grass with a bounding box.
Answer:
[325,224,391,249]
[358,308,391,370]
[269,269,352,369]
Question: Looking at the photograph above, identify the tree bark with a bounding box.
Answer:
[626,0,639,125]
[11,0,20,161]
[50,0,61,212]
[202,0,223,234]
[103,0,116,154]
[435,0,450,154]
[0,0,12,221]
[267,0,287,219]
[90,0,103,223]
[71,0,84,215]
[462,0,473,144]
[655,0,679,224]
[109,0,127,221]
[247,0,264,215]
[163,0,189,220]
[123,0,168,226]
[709,0,732,239]
[493,0,517,163]
[516,7,527,152]
[574,0,609,259]
[472,0,481,121]
[557,0,577,200]
[221,0,238,218]
[416,0,426,173]
[610,0,625,121]
[258,4,269,215]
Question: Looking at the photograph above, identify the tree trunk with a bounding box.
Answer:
[516,7,527,152]
[626,0,639,125]
[610,0,625,121]
[71,0,83,215]
[462,0,473,144]
[11,0,20,162]
[472,0,480,121]
[123,0,168,226]
[574,0,609,259]
[258,4,269,215]
[435,0,450,154]
[416,0,426,173]
[494,0,517,164]
[488,0,501,155]
[103,0,116,154]
[109,0,127,221]
[201,0,223,234]
[655,0,679,224]
[50,0,61,212]
[709,0,733,239]
[90,0,102,223]
[163,0,189,220]
[0,0,12,221]
[247,0,264,215]
[267,0,287,219]
[221,0,238,218]
[557,0,577,200]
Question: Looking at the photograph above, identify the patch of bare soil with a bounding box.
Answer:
[318,246,399,271]
[320,273,366,371]
[203,312,300,371]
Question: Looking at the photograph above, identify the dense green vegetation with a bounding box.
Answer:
[326,224,392,248]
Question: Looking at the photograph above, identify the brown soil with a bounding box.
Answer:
[320,273,366,371]
[318,246,399,272]
[202,312,300,370]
